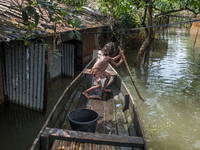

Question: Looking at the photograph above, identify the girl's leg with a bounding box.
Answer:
[102,73,111,93]
[82,81,102,99]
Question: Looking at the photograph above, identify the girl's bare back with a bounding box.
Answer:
[90,56,110,83]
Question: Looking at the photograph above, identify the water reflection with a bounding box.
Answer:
[116,28,200,150]
[0,77,73,150]
[0,103,45,149]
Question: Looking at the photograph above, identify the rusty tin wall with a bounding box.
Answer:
[0,51,4,104]
[81,28,108,64]
[1,41,46,111]
[61,43,74,77]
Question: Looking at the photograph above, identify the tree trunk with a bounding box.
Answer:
[143,47,150,67]
[134,1,154,67]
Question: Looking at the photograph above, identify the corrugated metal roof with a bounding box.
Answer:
[0,16,25,42]
[0,0,105,42]
[0,0,27,41]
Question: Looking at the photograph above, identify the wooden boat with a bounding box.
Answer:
[30,51,148,150]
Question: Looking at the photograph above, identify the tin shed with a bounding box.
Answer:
[0,0,109,111]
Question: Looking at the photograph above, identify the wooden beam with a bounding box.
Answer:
[123,94,130,112]
[41,127,144,149]
[41,130,50,150]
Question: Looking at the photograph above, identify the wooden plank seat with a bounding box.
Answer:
[42,128,144,150]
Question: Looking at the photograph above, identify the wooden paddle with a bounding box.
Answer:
[118,46,145,102]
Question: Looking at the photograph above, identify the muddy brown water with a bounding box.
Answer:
[0,77,73,150]
[115,28,200,150]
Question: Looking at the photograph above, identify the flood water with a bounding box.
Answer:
[0,77,73,150]
[116,28,200,150]
[0,28,200,150]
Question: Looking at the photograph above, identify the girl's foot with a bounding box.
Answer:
[102,89,111,93]
[82,92,91,99]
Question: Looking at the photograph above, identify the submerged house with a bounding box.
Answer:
[0,1,110,111]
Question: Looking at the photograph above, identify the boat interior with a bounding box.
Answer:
[31,58,147,150]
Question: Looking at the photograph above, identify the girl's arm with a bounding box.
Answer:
[112,53,122,61]
[108,55,125,67]
[113,50,124,61]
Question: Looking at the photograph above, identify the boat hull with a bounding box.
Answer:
[30,58,148,150]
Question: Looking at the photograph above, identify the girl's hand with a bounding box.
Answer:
[122,55,125,60]
[120,58,123,63]
[120,51,124,56]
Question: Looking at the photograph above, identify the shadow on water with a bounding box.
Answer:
[0,77,73,150]
[0,102,45,149]
[116,28,200,150]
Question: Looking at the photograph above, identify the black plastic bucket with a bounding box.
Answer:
[67,108,99,133]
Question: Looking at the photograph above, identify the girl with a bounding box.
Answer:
[82,42,125,99]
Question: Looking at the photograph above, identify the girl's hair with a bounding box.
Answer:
[102,42,115,56]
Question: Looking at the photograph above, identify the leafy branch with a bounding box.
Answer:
[12,0,87,57]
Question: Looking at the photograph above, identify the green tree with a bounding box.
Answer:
[97,0,142,45]
[99,0,200,67]
[96,0,200,67]
[153,0,200,17]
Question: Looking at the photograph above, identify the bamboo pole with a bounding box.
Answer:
[118,46,145,102]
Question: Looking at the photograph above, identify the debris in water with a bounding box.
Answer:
[116,104,121,107]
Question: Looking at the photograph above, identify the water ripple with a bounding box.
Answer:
[117,28,200,150]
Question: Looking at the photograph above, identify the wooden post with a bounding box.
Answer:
[123,94,129,112]
[41,128,50,150]
[118,46,145,102]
